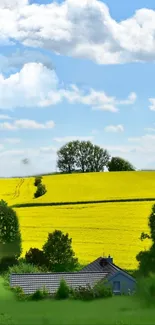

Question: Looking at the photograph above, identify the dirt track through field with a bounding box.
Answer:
[12,178,24,199]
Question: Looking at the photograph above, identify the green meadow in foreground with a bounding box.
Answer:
[0,277,155,325]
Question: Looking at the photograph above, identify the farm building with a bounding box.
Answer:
[10,256,136,295]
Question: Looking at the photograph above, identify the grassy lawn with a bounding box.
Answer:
[0,278,155,325]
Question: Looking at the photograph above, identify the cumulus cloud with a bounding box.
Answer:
[0,114,12,120]
[104,124,124,133]
[0,0,28,9]
[0,143,57,177]
[0,119,55,130]
[149,98,155,111]
[1,1,155,64]
[0,62,136,111]
[0,49,53,73]
[53,136,94,143]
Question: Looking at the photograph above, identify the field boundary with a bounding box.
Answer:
[12,197,155,208]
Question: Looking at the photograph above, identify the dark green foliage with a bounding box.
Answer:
[136,273,155,307]
[93,280,113,298]
[4,262,42,285]
[57,141,79,173]
[71,284,94,301]
[30,287,49,301]
[42,230,78,272]
[148,204,155,242]
[136,204,155,276]
[108,157,135,172]
[25,248,48,268]
[0,200,22,260]
[57,140,110,173]
[34,183,47,198]
[34,176,42,187]
[0,256,18,273]
[55,279,70,300]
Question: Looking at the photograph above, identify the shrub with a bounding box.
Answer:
[55,279,70,300]
[93,280,113,299]
[25,248,48,268]
[4,262,41,284]
[136,273,155,307]
[0,256,18,273]
[34,184,47,198]
[30,287,49,301]
[34,176,42,187]
[71,284,94,301]
[12,286,27,301]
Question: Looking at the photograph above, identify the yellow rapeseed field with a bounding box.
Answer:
[15,201,153,269]
[0,171,155,205]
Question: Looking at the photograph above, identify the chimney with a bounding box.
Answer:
[107,255,113,264]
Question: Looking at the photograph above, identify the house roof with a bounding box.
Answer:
[10,271,108,295]
[80,257,136,282]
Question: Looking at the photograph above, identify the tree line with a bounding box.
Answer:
[56,140,135,173]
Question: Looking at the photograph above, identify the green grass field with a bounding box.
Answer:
[0,281,154,325]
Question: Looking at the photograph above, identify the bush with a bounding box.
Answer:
[136,273,155,307]
[4,262,42,284]
[55,279,70,300]
[71,284,94,301]
[34,176,42,187]
[11,286,27,301]
[30,286,49,301]
[34,184,47,198]
[93,280,113,299]
[25,248,48,268]
[0,256,18,273]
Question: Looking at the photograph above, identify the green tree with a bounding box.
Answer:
[57,141,79,173]
[0,200,22,260]
[42,230,78,272]
[136,204,155,276]
[34,183,47,198]
[57,140,110,173]
[34,176,42,187]
[108,156,135,172]
[25,248,48,268]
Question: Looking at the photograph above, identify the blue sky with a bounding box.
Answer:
[1,0,155,176]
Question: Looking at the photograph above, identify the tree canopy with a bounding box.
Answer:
[57,140,110,173]
[42,230,78,272]
[108,156,135,172]
[0,200,22,260]
[136,204,155,276]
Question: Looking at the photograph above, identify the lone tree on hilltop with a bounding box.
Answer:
[108,156,135,172]
[0,200,22,260]
[57,140,110,173]
[42,230,79,272]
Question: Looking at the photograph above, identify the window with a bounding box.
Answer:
[113,281,120,292]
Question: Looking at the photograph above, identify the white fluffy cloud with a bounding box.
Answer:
[104,124,124,133]
[149,98,155,111]
[0,119,55,130]
[0,114,12,120]
[54,136,94,143]
[1,1,155,64]
[0,62,136,111]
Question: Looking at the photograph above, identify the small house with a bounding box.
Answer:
[10,255,136,295]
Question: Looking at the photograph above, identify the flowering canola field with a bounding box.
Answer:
[15,201,153,269]
[1,171,155,205]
